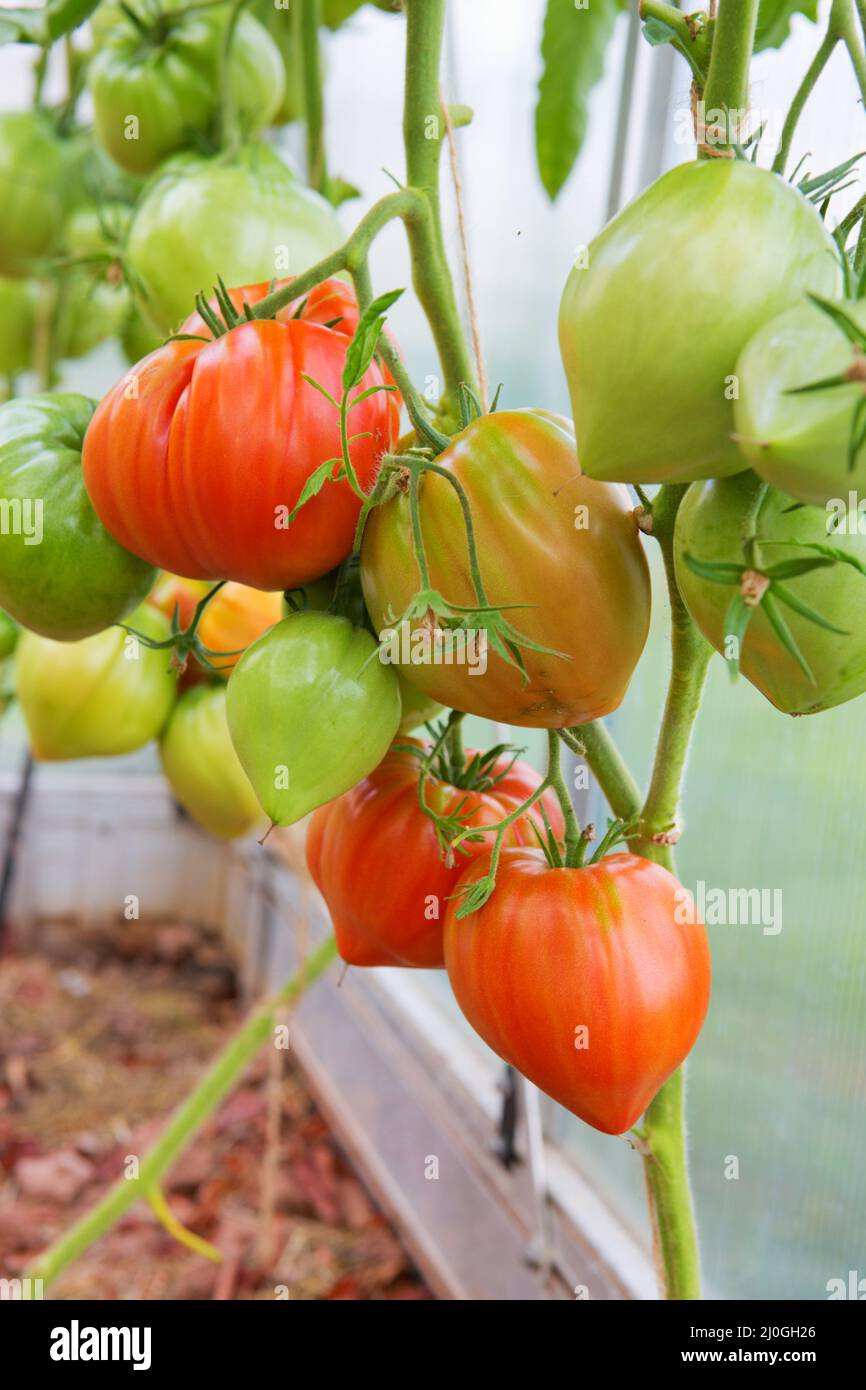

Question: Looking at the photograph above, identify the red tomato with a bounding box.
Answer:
[81,279,400,592]
[306,741,565,968]
[444,850,711,1134]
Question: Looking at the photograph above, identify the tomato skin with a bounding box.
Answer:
[226,611,401,825]
[0,113,85,275]
[197,582,284,675]
[82,279,398,592]
[445,850,711,1135]
[674,471,866,714]
[89,3,284,175]
[0,394,156,641]
[307,742,565,968]
[147,572,210,629]
[160,684,264,841]
[559,161,840,484]
[126,144,343,333]
[361,409,651,727]
[734,299,866,507]
[14,602,176,760]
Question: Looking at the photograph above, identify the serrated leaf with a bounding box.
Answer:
[535,0,621,201]
[288,458,339,523]
[754,0,818,52]
[342,288,402,390]
[0,0,101,44]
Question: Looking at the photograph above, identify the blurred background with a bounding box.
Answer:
[1,0,864,1299]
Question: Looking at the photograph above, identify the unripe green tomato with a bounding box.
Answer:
[0,394,155,640]
[89,1,285,175]
[734,299,866,507]
[120,303,164,364]
[126,143,344,332]
[0,112,87,276]
[252,0,306,123]
[14,602,176,759]
[160,684,265,840]
[559,160,840,484]
[674,471,866,715]
[226,611,401,826]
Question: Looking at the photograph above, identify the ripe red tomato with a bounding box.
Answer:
[81,279,400,592]
[444,850,711,1134]
[361,409,651,726]
[307,741,565,968]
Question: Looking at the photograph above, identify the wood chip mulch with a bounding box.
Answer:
[0,920,432,1300]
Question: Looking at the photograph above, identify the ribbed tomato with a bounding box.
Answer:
[81,279,400,592]
[360,409,651,726]
[307,741,565,968]
[444,850,711,1135]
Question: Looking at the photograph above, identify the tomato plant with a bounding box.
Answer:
[674,470,866,714]
[734,299,866,506]
[0,394,155,640]
[361,408,651,726]
[226,611,401,825]
[125,143,344,332]
[89,2,285,175]
[160,684,264,841]
[444,849,711,1135]
[559,160,840,484]
[307,737,565,968]
[82,278,398,591]
[14,601,175,759]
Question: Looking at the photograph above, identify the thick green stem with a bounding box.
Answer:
[218,0,247,154]
[771,30,838,174]
[23,937,338,1293]
[567,721,642,824]
[300,0,328,194]
[402,0,477,404]
[546,730,582,866]
[832,0,866,104]
[700,0,760,152]
[640,1068,701,1299]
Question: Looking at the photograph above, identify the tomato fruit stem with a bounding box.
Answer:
[700,0,760,153]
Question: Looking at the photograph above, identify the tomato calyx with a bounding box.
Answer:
[120,580,245,676]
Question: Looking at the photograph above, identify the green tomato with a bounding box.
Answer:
[89,1,285,176]
[734,299,866,507]
[160,684,264,840]
[126,142,344,332]
[226,611,401,826]
[283,569,444,729]
[674,471,866,715]
[559,160,840,484]
[14,602,176,759]
[0,394,155,640]
[120,301,164,364]
[0,112,87,276]
[0,608,19,659]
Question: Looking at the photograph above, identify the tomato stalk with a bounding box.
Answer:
[700,0,760,153]
[771,28,838,175]
[22,936,339,1294]
[832,0,866,104]
[546,730,582,866]
[217,0,249,155]
[299,0,328,195]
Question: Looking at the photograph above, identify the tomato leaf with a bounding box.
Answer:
[0,0,101,44]
[342,288,402,392]
[535,0,622,201]
[288,458,340,524]
[755,0,818,51]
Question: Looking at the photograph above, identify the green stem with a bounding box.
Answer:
[546,730,581,866]
[700,0,760,152]
[402,0,477,404]
[641,1068,701,1300]
[23,937,338,1293]
[637,486,712,865]
[638,0,710,83]
[446,709,466,772]
[300,0,328,195]
[563,721,642,824]
[832,0,866,105]
[771,30,838,174]
[218,0,248,154]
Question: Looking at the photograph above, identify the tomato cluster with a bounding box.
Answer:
[3,0,863,1151]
